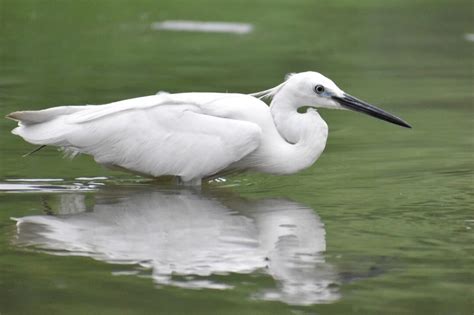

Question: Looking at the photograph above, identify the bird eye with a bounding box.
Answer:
[314,85,325,94]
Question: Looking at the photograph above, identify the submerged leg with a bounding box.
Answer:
[177,177,202,186]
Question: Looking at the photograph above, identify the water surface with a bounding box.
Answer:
[0,0,473,314]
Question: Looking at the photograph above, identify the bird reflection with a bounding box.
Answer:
[14,185,339,305]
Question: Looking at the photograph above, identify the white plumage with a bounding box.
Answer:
[7,71,410,184]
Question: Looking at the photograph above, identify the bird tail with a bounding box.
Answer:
[6,106,85,147]
[6,106,86,124]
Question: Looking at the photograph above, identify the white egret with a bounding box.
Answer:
[7,71,411,184]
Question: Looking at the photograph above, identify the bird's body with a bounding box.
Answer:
[7,72,410,184]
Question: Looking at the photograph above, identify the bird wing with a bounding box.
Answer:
[10,94,262,181]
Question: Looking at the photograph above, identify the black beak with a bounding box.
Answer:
[332,93,411,128]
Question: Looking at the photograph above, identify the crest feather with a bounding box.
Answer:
[249,73,294,100]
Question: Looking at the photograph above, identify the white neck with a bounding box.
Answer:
[259,91,328,174]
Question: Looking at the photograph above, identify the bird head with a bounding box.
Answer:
[252,71,411,128]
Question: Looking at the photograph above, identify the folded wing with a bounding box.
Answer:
[8,96,262,181]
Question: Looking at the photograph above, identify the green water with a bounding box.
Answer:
[0,0,473,314]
